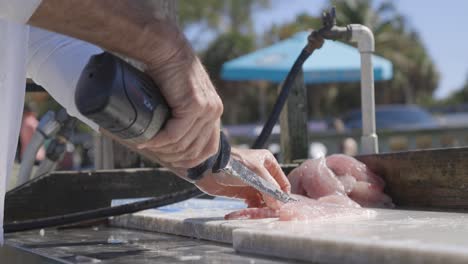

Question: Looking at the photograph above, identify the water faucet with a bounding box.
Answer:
[318,7,352,41]
[309,7,379,154]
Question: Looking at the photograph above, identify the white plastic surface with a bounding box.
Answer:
[350,24,375,53]
[111,199,468,264]
[233,209,468,264]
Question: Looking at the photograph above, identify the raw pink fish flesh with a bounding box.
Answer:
[279,195,369,221]
[225,207,280,220]
[224,194,364,220]
[326,154,385,189]
[225,155,393,221]
[287,158,345,199]
[326,154,392,208]
[348,181,393,208]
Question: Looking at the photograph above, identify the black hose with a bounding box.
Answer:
[4,187,202,233]
[251,47,312,149]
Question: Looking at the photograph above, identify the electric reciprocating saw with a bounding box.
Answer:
[75,52,296,203]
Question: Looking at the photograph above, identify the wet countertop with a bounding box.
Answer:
[5,226,304,263]
[8,198,468,263]
[111,198,468,264]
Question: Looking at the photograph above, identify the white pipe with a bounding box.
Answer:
[17,111,60,186]
[34,159,57,178]
[17,132,46,186]
[350,24,378,154]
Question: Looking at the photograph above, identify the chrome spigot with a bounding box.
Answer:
[317,7,352,41]
[306,7,351,52]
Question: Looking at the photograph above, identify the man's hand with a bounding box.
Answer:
[194,148,291,210]
[102,132,290,210]
[137,45,223,170]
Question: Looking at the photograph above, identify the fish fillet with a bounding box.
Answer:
[225,194,368,221]
[326,154,393,208]
[326,154,385,189]
[288,157,345,199]
[226,155,393,221]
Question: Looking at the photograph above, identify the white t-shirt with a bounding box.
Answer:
[0,0,101,242]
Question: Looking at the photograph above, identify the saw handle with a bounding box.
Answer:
[75,52,231,180]
[187,131,231,181]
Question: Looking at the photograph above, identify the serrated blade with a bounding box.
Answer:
[221,159,298,203]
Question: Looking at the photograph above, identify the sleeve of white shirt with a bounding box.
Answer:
[27,27,101,130]
[0,0,42,24]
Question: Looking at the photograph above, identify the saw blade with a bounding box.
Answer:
[221,159,298,203]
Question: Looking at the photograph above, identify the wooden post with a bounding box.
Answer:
[259,83,267,122]
[94,0,177,169]
[93,133,114,169]
[279,70,309,163]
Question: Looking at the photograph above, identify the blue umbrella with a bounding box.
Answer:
[221,31,393,83]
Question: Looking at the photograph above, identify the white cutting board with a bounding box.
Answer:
[111,198,277,243]
[111,198,468,264]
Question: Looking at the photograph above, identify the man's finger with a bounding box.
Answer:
[264,156,291,193]
[137,115,195,149]
[171,127,220,168]
[254,166,283,210]
[151,117,209,155]
[198,181,258,201]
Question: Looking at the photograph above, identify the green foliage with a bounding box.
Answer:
[201,32,274,124]
[442,75,468,105]
[263,13,321,44]
[179,0,225,30]
[179,0,274,124]
[202,32,256,80]
[179,0,270,34]
[332,0,439,105]
[262,0,439,118]
[179,0,440,123]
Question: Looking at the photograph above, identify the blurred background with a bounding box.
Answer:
[21,0,468,177]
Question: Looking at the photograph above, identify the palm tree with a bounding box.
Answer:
[179,0,270,35]
[202,32,274,124]
[333,0,439,104]
[178,0,273,124]
[443,74,468,105]
[263,13,321,43]
[263,0,439,118]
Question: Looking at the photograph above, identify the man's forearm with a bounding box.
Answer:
[29,0,225,177]
[28,0,188,65]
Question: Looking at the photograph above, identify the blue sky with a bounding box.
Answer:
[186,0,468,99]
